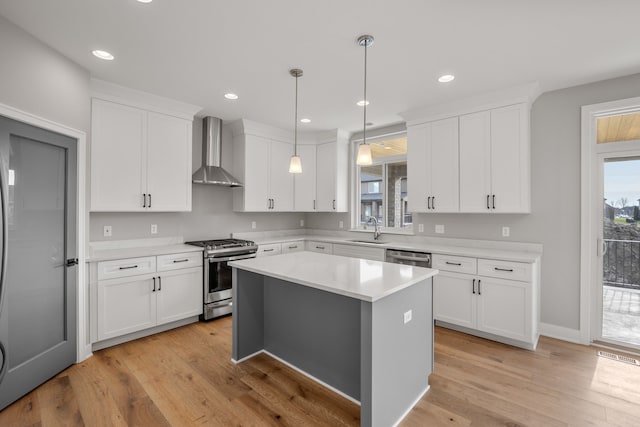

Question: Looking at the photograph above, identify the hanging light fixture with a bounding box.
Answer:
[289,68,303,173]
[356,35,374,166]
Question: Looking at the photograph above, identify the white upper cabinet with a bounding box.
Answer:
[232,120,347,213]
[459,103,530,213]
[90,80,200,212]
[407,117,459,213]
[294,145,317,211]
[316,134,349,212]
[232,122,294,212]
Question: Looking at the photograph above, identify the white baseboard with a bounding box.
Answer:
[392,385,430,427]
[539,322,583,344]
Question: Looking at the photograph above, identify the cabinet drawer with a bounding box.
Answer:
[306,241,333,253]
[98,256,156,281]
[478,259,531,282]
[257,243,282,257]
[432,254,477,274]
[157,252,203,272]
[281,241,304,253]
[333,243,385,261]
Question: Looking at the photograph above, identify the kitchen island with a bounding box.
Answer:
[229,251,438,427]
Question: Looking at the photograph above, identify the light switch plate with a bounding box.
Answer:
[103,225,112,237]
[502,226,510,237]
[251,221,257,229]
[300,219,304,227]
[418,224,424,233]
[339,221,344,229]
[435,224,445,234]
[151,224,158,234]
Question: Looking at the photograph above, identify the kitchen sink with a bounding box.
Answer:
[348,239,386,245]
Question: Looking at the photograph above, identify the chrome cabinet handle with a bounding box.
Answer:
[492,194,495,210]
[316,245,325,250]
[477,279,481,295]
[472,278,476,294]
[494,267,514,272]
[158,276,161,291]
[288,245,298,249]
[446,261,462,266]
[119,265,138,270]
[172,259,189,263]
[432,196,435,210]
[427,196,431,210]
[313,200,316,210]
[263,248,275,252]
[152,277,156,292]
[487,195,490,210]
[149,193,152,208]
[143,193,147,208]
[333,199,336,210]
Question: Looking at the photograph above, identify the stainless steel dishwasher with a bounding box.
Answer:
[385,249,432,268]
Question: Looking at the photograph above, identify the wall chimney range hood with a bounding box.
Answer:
[192,116,242,187]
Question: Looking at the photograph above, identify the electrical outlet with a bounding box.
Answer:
[339,220,344,229]
[404,310,412,324]
[435,224,445,234]
[502,226,510,237]
[151,224,158,234]
[300,219,304,227]
[103,225,112,237]
[251,221,257,229]
[418,224,424,233]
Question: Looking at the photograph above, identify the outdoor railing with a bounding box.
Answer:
[603,239,640,290]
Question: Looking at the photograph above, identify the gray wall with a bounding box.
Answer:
[307,73,640,331]
[89,119,304,241]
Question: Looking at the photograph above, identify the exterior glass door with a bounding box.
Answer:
[0,115,77,410]
[601,157,640,348]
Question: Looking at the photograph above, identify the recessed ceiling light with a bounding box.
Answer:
[137,0,153,3]
[438,74,455,83]
[357,100,370,106]
[224,93,238,100]
[92,50,114,60]
[300,118,311,124]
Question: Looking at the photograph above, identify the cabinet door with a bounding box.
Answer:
[243,135,271,211]
[91,99,146,211]
[459,110,492,212]
[316,142,336,211]
[476,276,530,342]
[156,267,203,325]
[281,241,304,253]
[269,140,294,211]
[433,272,476,329]
[407,125,430,212]
[256,243,282,257]
[146,112,192,211]
[97,274,156,340]
[490,104,530,213]
[430,117,459,212]
[294,145,317,211]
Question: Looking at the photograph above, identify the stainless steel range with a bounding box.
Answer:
[185,238,258,320]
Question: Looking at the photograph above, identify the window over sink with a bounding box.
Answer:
[352,133,412,233]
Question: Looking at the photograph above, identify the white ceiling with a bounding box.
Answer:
[2,0,640,133]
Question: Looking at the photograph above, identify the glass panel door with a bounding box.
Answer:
[0,115,77,410]
[601,157,640,348]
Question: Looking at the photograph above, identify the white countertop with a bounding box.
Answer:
[229,251,438,302]
[87,242,203,262]
[247,234,542,263]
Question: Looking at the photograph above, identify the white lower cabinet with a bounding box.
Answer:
[94,252,203,343]
[306,241,333,253]
[281,241,304,253]
[98,273,157,340]
[432,254,538,349]
[257,243,282,257]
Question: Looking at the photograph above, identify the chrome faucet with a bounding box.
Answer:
[366,216,382,240]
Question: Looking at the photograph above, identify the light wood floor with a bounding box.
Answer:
[2,317,640,426]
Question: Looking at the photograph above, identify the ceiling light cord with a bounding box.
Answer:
[294,71,298,156]
[363,39,367,148]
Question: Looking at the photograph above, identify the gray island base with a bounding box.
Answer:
[230,252,435,427]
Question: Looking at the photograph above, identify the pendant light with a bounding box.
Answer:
[289,68,303,173]
[356,35,374,166]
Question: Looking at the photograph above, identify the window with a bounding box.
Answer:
[353,135,412,232]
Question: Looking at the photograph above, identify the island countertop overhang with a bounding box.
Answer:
[229,251,438,302]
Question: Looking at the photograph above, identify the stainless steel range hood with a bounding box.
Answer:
[192,116,242,186]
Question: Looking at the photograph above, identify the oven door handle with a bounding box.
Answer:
[208,253,257,263]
